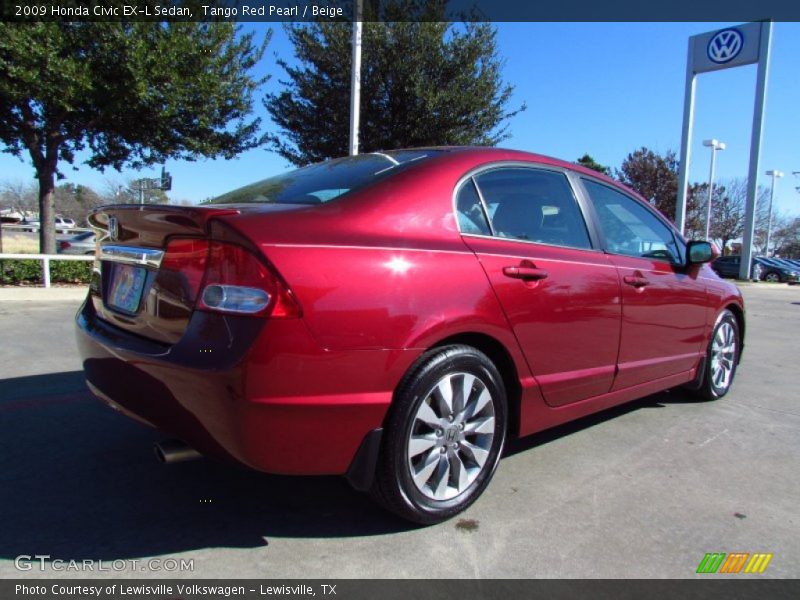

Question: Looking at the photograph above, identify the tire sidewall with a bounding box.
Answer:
[388,348,507,522]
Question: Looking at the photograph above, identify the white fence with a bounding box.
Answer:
[0,253,94,288]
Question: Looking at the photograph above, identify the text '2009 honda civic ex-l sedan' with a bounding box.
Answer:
[76,147,744,524]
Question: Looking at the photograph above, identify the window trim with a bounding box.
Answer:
[575,175,687,266]
[451,161,602,252]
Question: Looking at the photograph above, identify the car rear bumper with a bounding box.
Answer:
[75,297,417,475]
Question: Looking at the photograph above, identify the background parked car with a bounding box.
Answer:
[757,257,799,283]
[55,216,77,229]
[57,231,96,255]
[20,218,40,232]
[711,255,799,284]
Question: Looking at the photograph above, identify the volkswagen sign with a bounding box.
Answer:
[707,28,744,64]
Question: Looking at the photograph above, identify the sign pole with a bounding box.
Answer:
[349,0,363,156]
[675,39,696,235]
[739,21,773,280]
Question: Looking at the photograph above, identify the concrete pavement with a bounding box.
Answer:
[0,285,798,578]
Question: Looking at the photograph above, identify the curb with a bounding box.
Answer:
[0,286,89,302]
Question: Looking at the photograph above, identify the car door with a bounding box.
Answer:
[578,178,708,391]
[457,165,622,407]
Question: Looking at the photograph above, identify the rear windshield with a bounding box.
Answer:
[208,150,443,205]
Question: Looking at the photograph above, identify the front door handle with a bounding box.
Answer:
[623,275,649,288]
[503,266,549,281]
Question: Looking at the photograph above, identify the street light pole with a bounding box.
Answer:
[349,0,363,156]
[702,139,725,240]
[764,169,784,256]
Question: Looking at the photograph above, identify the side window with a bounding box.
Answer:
[582,179,682,264]
[455,179,491,235]
[473,168,592,249]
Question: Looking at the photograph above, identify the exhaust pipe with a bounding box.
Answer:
[154,439,202,464]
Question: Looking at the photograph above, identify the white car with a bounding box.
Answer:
[55,216,77,229]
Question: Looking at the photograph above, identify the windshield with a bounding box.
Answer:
[207,150,443,205]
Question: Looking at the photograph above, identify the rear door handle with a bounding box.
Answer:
[503,266,549,281]
[623,275,649,288]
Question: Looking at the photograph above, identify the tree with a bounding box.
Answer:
[616,147,679,221]
[52,183,105,226]
[0,19,270,253]
[772,217,800,258]
[265,3,524,166]
[0,180,37,217]
[575,154,610,176]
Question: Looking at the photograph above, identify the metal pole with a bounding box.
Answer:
[675,38,696,235]
[764,170,782,256]
[704,146,718,239]
[765,177,775,256]
[739,21,773,280]
[349,0,363,156]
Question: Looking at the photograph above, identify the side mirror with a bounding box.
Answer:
[686,240,718,265]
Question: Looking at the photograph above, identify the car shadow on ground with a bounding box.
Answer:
[0,371,413,564]
[0,371,703,563]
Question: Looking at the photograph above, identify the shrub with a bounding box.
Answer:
[0,259,92,284]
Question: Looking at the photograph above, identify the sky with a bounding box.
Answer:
[1,21,798,217]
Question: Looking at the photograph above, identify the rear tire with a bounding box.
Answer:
[695,310,740,400]
[371,345,507,525]
[764,271,781,283]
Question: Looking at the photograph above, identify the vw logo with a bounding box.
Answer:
[707,28,743,64]
[108,216,119,241]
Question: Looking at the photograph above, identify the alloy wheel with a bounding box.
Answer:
[710,321,737,392]
[406,372,495,501]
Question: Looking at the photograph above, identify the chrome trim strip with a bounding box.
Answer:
[98,245,164,268]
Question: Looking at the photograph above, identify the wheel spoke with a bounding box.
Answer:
[432,453,451,499]
[434,379,454,415]
[415,400,441,427]
[455,374,474,415]
[462,440,490,468]
[465,416,495,435]
[463,388,491,421]
[451,450,470,492]
[408,433,437,457]
[412,448,440,488]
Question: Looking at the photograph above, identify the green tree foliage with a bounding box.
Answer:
[772,217,800,258]
[0,19,270,253]
[615,147,679,221]
[575,154,610,176]
[265,4,524,166]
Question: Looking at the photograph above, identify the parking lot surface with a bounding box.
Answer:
[0,284,798,578]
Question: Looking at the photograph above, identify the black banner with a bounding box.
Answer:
[3,580,800,600]
[2,0,799,23]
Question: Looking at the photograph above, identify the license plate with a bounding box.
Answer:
[108,264,147,314]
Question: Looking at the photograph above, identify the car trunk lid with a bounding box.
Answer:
[87,204,299,345]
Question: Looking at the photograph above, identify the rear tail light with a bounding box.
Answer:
[157,235,301,318]
[197,240,301,317]
[201,284,270,313]
[160,239,210,305]
[59,241,71,251]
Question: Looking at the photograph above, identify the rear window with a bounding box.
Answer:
[208,150,442,205]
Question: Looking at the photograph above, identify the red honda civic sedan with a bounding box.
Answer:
[76,147,744,524]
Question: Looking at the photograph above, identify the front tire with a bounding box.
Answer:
[372,345,507,524]
[696,310,740,400]
[763,271,781,283]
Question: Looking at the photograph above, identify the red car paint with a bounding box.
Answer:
[75,147,744,478]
